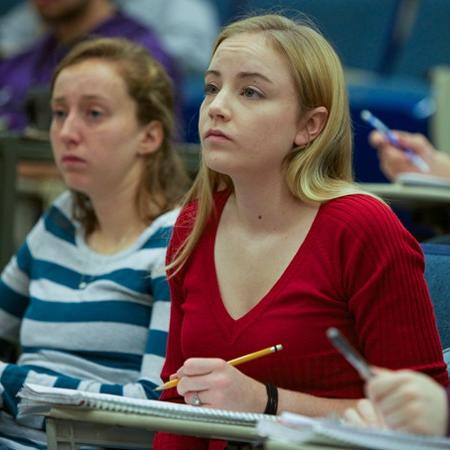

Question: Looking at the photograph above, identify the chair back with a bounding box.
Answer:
[0,0,23,16]
[0,137,17,270]
[421,243,450,351]
[237,0,401,72]
[390,0,450,79]
[208,0,239,25]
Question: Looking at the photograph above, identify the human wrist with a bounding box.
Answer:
[444,387,450,437]
[436,384,449,437]
[432,151,450,179]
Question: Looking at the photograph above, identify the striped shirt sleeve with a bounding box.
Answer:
[0,195,178,419]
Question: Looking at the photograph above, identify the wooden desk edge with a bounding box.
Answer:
[46,407,262,442]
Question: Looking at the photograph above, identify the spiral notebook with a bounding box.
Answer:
[18,383,276,427]
[257,412,450,450]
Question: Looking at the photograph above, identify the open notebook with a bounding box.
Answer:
[257,412,450,450]
[396,172,450,189]
[18,383,277,427]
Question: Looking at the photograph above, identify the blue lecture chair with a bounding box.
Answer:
[0,0,23,16]
[237,0,401,73]
[351,0,450,183]
[182,0,240,142]
[209,0,238,26]
[390,0,450,80]
[421,243,450,371]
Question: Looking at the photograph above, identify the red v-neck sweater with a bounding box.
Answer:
[154,191,447,450]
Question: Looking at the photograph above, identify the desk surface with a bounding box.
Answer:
[264,439,360,450]
[46,408,348,450]
[46,406,262,448]
[264,440,338,450]
[360,182,450,204]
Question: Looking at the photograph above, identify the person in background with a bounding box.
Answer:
[0,0,219,75]
[0,37,189,449]
[349,128,450,432]
[344,368,449,437]
[0,0,177,131]
[371,129,450,244]
[153,14,447,450]
[370,130,450,181]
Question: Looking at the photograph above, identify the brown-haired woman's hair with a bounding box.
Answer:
[51,37,190,234]
[168,14,372,274]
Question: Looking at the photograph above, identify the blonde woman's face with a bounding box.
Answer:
[199,32,304,179]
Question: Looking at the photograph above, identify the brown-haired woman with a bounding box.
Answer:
[0,37,189,448]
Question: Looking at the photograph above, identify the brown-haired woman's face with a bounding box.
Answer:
[50,59,147,198]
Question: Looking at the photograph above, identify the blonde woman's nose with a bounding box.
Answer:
[208,90,231,121]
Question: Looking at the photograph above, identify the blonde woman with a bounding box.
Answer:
[155,14,447,450]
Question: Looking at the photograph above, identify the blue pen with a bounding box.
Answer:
[360,109,430,173]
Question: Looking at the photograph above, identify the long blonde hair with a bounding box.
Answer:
[169,14,366,273]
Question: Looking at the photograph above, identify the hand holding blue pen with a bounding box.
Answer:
[360,110,430,173]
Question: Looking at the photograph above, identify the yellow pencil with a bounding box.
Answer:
[154,344,283,391]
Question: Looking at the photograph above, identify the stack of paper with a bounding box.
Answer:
[18,383,277,427]
[257,412,450,450]
[396,172,450,189]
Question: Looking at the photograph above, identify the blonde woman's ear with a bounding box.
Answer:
[294,106,328,147]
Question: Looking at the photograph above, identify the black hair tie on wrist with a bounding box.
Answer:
[264,383,278,415]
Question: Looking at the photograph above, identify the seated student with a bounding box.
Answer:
[344,368,449,437]
[0,0,219,76]
[153,13,448,450]
[370,130,450,244]
[0,0,177,131]
[0,37,189,449]
[370,130,450,181]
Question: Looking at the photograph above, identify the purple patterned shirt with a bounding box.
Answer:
[0,10,178,130]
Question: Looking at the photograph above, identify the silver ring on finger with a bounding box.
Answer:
[191,392,202,406]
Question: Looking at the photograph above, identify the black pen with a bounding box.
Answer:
[326,327,374,380]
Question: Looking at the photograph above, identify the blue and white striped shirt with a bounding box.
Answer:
[0,191,177,447]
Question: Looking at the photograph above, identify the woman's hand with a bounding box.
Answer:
[175,358,267,412]
[345,368,448,436]
[369,130,437,180]
[344,398,386,429]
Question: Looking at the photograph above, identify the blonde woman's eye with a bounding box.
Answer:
[241,87,262,98]
[204,83,219,96]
